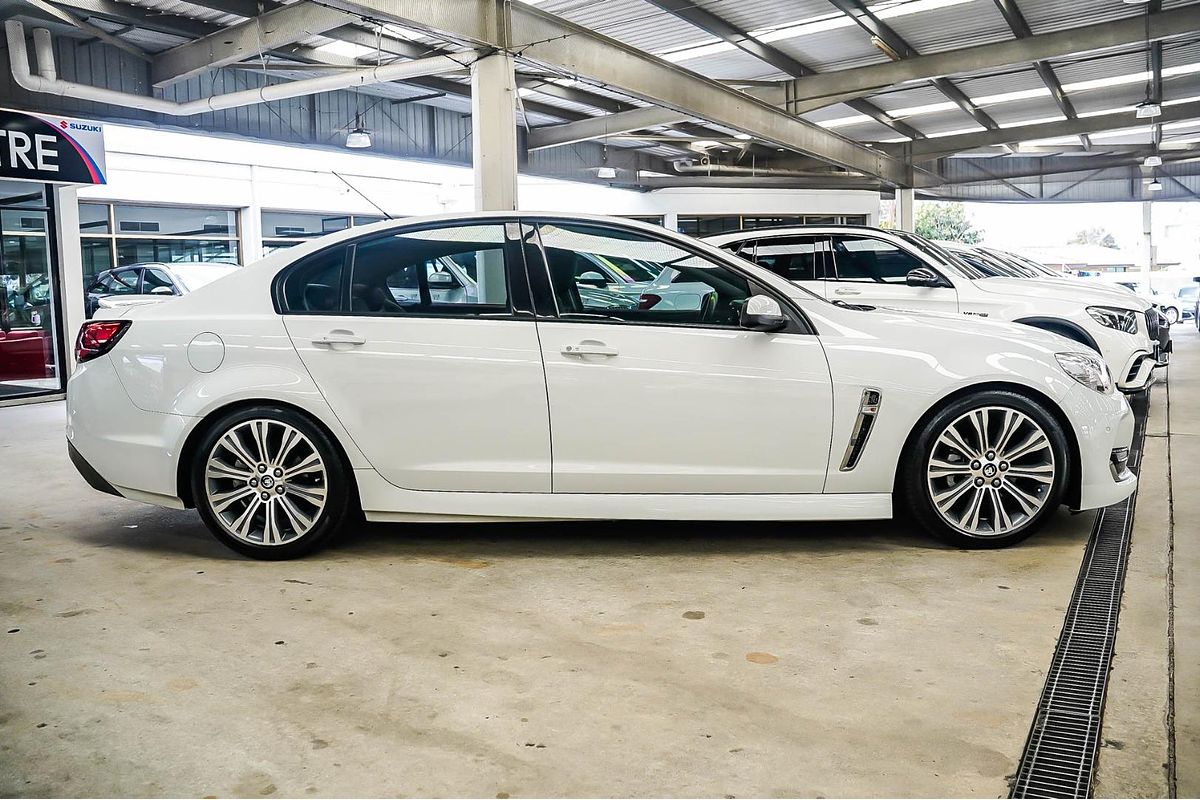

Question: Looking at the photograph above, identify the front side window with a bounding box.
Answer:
[349,224,509,315]
[745,235,830,282]
[142,268,177,294]
[536,222,751,327]
[830,235,923,284]
[94,269,139,294]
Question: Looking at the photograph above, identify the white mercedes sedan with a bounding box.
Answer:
[66,213,1136,559]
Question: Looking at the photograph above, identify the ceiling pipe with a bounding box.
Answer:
[5,20,478,117]
[672,161,865,179]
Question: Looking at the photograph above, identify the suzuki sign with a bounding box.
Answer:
[0,107,106,185]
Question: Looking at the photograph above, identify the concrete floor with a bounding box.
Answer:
[0,334,1193,798]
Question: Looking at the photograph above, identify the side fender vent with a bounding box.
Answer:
[839,388,882,471]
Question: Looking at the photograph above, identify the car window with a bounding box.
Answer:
[281,246,347,313]
[94,269,139,295]
[830,235,924,283]
[349,224,508,315]
[536,222,752,327]
[745,235,830,281]
[143,268,177,294]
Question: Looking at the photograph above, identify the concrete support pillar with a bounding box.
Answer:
[54,184,84,373]
[241,165,264,264]
[1142,200,1155,286]
[896,188,915,232]
[471,51,518,211]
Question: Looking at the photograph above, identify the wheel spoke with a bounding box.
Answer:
[989,487,1014,532]
[231,496,262,539]
[287,483,326,506]
[1006,463,1055,484]
[937,425,979,460]
[284,452,323,479]
[206,460,253,481]
[275,426,302,467]
[1003,430,1050,462]
[211,484,255,513]
[262,501,280,545]
[933,478,975,510]
[250,420,271,465]
[1001,481,1041,516]
[967,409,990,454]
[278,495,314,533]
[218,432,258,470]
[957,486,987,533]
[929,458,972,478]
[993,409,1022,456]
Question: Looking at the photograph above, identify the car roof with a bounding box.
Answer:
[703,224,911,246]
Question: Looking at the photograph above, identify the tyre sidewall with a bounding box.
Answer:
[191,406,351,560]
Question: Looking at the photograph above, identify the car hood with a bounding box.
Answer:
[971,276,1152,311]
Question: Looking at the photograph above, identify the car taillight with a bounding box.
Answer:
[638,293,662,310]
[76,320,131,363]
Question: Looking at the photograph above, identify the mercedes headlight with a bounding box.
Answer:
[1086,306,1139,334]
[1056,352,1113,394]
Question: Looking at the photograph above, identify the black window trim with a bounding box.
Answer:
[826,231,949,286]
[734,232,832,283]
[272,218,536,320]
[518,215,817,336]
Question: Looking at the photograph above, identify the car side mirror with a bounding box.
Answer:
[427,271,456,288]
[150,286,175,295]
[740,295,788,332]
[576,271,608,288]
[906,267,943,288]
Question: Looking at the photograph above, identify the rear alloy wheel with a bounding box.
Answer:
[192,407,350,559]
[902,391,1068,548]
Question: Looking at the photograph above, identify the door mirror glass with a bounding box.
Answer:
[739,294,787,332]
[576,270,608,288]
[906,267,943,288]
[427,269,455,288]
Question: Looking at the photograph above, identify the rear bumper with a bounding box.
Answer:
[67,440,121,497]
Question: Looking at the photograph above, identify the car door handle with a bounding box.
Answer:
[561,341,618,357]
[833,287,862,296]
[312,330,366,346]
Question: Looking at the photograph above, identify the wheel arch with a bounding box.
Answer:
[894,381,1083,509]
[176,398,360,509]
[1014,316,1100,353]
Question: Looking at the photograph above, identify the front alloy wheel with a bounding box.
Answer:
[902,391,1068,548]
[192,407,351,559]
[1165,306,1180,325]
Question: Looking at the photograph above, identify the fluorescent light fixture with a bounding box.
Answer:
[1144,154,1163,167]
[690,140,722,149]
[1136,101,1162,119]
[871,35,903,61]
[1148,178,1163,191]
[819,113,875,129]
[596,166,617,179]
[733,133,753,140]
[345,128,372,149]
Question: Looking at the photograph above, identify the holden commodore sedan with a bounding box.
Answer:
[66,214,1136,559]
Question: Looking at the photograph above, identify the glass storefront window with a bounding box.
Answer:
[79,202,241,285]
[260,211,392,251]
[1,182,61,401]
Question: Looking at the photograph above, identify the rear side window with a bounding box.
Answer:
[830,235,923,283]
[281,246,347,313]
[750,235,829,281]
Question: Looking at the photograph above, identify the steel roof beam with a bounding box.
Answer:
[894,98,1200,159]
[823,0,1000,132]
[309,0,915,184]
[641,0,923,141]
[920,150,1200,187]
[781,5,1200,113]
[151,1,358,85]
[991,0,1089,149]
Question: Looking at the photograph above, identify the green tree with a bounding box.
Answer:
[914,201,983,244]
[1070,227,1118,249]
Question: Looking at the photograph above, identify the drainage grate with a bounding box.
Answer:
[1010,393,1149,799]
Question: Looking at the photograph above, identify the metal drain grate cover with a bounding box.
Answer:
[1010,394,1149,799]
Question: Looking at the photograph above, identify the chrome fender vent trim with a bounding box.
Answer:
[839,388,882,472]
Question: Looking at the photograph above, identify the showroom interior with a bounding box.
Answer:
[0,0,1199,796]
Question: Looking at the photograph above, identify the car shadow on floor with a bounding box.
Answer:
[71,501,1096,562]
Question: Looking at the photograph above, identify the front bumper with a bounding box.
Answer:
[1068,384,1137,511]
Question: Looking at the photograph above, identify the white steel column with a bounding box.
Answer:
[471,51,519,212]
[53,184,85,372]
[1142,200,1155,287]
[896,188,915,232]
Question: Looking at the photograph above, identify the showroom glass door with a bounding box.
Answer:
[0,182,64,401]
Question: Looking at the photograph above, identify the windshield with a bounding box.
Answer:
[972,249,1042,278]
[888,230,988,280]
[171,264,240,292]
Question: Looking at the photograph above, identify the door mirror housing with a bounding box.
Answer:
[149,286,175,296]
[740,295,788,332]
[427,270,456,288]
[576,271,608,288]
[906,267,944,288]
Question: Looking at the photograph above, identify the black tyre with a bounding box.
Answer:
[899,390,1069,549]
[191,406,352,559]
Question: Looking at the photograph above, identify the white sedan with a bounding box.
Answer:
[66,213,1136,559]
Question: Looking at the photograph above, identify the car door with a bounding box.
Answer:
[525,219,833,494]
[731,234,831,299]
[281,221,552,493]
[827,233,958,313]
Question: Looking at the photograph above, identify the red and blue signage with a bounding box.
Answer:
[0,107,107,185]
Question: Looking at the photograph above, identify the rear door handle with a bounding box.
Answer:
[834,287,862,296]
[312,330,366,346]
[561,341,618,357]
